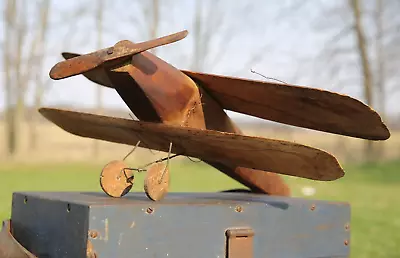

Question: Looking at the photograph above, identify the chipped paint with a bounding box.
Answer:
[118,233,124,246]
[104,218,109,242]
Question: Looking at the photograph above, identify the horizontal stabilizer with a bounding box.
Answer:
[50,30,188,80]
[61,52,114,88]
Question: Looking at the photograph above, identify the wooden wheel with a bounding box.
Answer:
[144,163,170,201]
[100,160,134,198]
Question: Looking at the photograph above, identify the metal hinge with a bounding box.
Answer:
[225,228,254,258]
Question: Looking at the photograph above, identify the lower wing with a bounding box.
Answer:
[39,107,344,181]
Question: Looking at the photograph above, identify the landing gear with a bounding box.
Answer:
[99,142,175,201]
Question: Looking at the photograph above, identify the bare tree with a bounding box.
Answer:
[349,0,375,160]
[29,0,51,150]
[149,0,159,54]
[191,0,203,71]
[3,0,91,155]
[3,0,17,155]
[93,0,105,158]
[374,0,385,120]
[2,0,39,156]
[350,0,373,108]
[191,0,232,72]
[373,0,400,118]
[279,1,382,161]
[269,0,400,161]
[370,0,386,160]
[28,1,94,150]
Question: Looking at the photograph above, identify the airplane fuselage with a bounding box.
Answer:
[104,51,290,196]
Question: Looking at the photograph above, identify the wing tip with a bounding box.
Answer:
[324,169,345,181]
[38,107,61,123]
[46,53,82,80]
[354,99,391,140]
[38,107,50,117]
[38,107,90,139]
[362,116,391,141]
[181,30,189,38]
[49,64,64,80]
[377,123,391,140]
[310,147,345,181]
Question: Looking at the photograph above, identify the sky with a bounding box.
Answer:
[0,0,398,122]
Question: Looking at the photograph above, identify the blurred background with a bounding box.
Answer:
[0,0,399,257]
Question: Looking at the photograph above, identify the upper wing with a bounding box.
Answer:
[182,70,390,141]
[59,52,389,141]
[39,107,344,181]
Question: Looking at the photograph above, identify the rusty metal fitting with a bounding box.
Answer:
[146,207,154,214]
[235,205,243,212]
[88,230,98,239]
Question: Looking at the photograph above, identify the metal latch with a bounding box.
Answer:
[225,228,254,258]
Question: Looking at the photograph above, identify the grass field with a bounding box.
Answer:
[0,159,399,257]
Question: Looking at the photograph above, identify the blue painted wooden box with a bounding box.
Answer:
[11,192,350,258]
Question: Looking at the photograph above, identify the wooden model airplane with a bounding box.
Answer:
[39,30,390,201]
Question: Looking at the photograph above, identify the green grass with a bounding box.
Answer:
[1,159,399,257]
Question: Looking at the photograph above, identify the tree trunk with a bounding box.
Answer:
[375,0,385,119]
[373,0,385,160]
[150,0,159,54]
[29,0,51,150]
[192,0,203,71]
[13,1,28,157]
[93,0,104,158]
[3,0,17,156]
[349,0,375,162]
